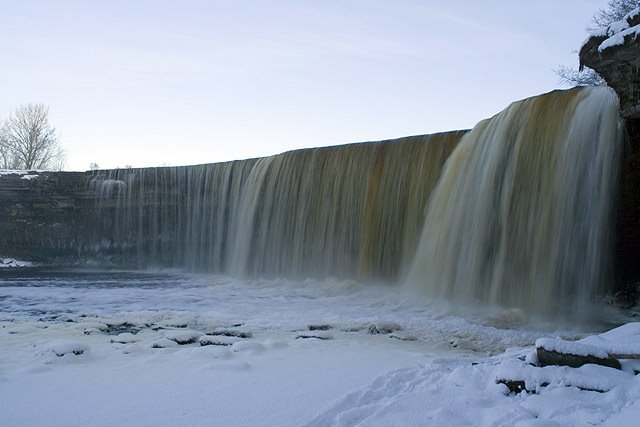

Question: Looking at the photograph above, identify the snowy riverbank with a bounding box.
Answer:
[0,270,638,426]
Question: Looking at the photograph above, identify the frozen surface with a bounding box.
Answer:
[1,269,639,426]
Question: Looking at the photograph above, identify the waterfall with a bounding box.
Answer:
[406,86,624,318]
[88,86,625,319]
[89,133,462,279]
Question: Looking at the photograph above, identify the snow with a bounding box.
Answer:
[593,7,640,52]
[599,24,640,51]
[39,339,90,358]
[20,173,39,180]
[0,257,34,268]
[0,169,42,178]
[580,322,640,356]
[535,337,609,358]
[1,269,639,426]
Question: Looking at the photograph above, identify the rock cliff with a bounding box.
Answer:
[0,171,94,262]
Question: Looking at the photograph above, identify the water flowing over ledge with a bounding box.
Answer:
[89,133,462,280]
[407,86,624,319]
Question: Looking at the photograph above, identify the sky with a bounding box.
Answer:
[0,0,600,171]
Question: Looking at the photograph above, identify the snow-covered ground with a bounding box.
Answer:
[1,269,638,426]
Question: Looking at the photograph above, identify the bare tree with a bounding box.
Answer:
[555,65,604,86]
[556,0,640,87]
[0,104,64,170]
[0,137,14,169]
[589,0,640,31]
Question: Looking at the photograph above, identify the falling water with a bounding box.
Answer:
[406,86,624,318]
[89,133,462,280]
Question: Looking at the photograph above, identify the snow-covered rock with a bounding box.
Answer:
[0,258,34,268]
[39,340,89,357]
[199,335,241,346]
[164,329,203,345]
[110,332,139,344]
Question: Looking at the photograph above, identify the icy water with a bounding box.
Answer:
[0,268,592,354]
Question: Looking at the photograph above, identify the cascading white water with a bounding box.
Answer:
[406,86,624,318]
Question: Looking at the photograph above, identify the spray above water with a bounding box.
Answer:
[406,86,624,319]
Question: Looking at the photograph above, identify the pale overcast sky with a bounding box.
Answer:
[1,0,599,171]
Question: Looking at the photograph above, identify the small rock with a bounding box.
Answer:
[368,321,401,335]
[199,335,241,346]
[42,340,89,357]
[536,346,621,370]
[206,327,252,339]
[164,329,203,345]
[389,332,417,341]
[296,331,333,340]
[308,324,332,331]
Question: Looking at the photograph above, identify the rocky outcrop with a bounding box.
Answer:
[579,9,640,119]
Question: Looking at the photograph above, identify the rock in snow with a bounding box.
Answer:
[164,330,204,345]
[40,340,89,357]
[110,332,139,344]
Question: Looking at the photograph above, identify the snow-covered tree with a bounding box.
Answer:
[0,104,64,170]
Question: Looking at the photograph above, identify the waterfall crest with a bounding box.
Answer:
[406,87,624,317]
